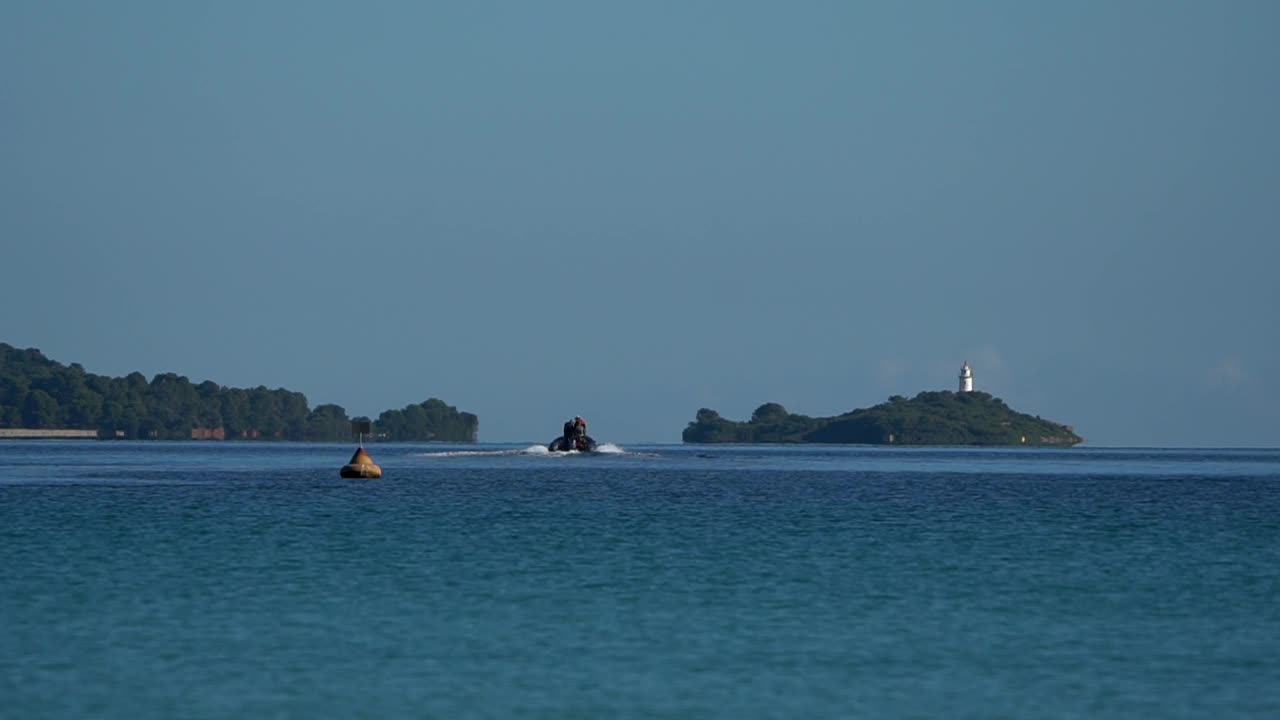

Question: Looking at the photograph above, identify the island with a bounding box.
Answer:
[683,391,1081,446]
[0,343,478,442]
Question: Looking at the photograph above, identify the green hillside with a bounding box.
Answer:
[683,392,1081,446]
[0,343,478,442]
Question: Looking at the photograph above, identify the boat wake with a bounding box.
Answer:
[416,443,630,458]
[536,442,628,455]
[414,448,530,458]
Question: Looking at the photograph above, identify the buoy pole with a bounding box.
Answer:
[341,420,382,479]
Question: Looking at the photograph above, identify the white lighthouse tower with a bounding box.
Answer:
[959,361,973,392]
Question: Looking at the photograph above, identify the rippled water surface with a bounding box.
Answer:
[2,441,1279,718]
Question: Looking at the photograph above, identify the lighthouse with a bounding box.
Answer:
[959,361,973,392]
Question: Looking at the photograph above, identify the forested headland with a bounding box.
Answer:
[0,343,478,442]
[684,392,1081,446]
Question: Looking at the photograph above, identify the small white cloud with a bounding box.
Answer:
[968,345,1006,374]
[878,358,907,385]
[1206,358,1248,387]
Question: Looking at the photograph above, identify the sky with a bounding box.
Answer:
[2,1,1277,446]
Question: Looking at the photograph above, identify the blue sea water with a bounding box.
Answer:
[2,441,1279,719]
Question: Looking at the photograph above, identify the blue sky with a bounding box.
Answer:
[3,1,1277,446]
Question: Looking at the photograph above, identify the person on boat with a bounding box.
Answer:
[562,418,577,445]
[573,416,587,439]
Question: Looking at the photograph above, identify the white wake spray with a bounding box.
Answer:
[415,443,628,458]
[415,448,530,458]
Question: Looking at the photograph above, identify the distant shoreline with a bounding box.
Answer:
[0,342,479,443]
[0,429,471,443]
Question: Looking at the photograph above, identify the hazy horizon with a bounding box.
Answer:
[4,2,1277,446]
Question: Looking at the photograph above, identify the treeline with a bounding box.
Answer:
[684,391,1081,446]
[375,398,479,442]
[0,343,478,442]
[684,402,824,443]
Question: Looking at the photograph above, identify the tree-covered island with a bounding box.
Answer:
[684,392,1081,446]
[0,343,478,442]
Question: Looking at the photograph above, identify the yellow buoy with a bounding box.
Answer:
[340,446,382,479]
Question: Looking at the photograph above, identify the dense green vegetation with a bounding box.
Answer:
[374,399,480,443]
[0,343,478,442]
[683,392,1081,446]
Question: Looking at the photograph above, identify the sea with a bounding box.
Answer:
[2,441,1278,719]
